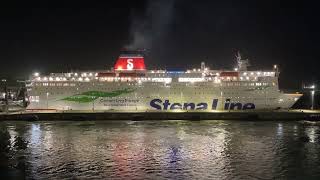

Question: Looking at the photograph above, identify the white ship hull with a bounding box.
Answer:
[27,82,301,111]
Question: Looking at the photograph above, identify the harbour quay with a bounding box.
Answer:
[0,109,319,121]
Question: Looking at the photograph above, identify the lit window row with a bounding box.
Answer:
[150,70,166,73]
[35,83,77,87]
[65,72,98,77]
[222,82,274,86]
[178,78,205,82]
[98,77,172,83]
[35,76,95,82]
[151,78,172,83]
[242,72,275,76]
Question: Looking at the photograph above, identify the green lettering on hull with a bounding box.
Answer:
[61,88,135,103]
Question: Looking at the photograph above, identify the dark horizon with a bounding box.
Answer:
[0,0,319,89]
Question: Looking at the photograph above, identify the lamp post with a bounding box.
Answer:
[309,85,316,110]
[304,84,316,110]
[1,79,8,113]
[311,90,315,110]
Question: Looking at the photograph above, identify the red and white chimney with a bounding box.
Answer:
[114,53,146,71]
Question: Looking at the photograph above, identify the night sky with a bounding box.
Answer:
[0,0,319,89]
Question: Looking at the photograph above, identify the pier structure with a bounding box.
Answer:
[1,109,320,121]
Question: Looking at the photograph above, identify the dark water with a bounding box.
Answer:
[2,120,320,179]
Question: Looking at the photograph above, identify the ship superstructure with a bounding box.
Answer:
[26,51,302,111]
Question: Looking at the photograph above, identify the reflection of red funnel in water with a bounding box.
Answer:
[114,56,146,71]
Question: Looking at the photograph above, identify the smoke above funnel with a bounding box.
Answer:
[125,0,176,50]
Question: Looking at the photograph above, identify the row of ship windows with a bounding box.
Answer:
[34,75,274,83]
[35,83,77,87]
[221,82,276,86]
[30,87,275,94]
[30,91,273,96]
[30,86,274,92]
[30,88,274,94]
[29,95,278,102]
[31,82,170,87]
[32,82,276,87]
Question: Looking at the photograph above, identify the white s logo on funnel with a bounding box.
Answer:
[127,59,133,70]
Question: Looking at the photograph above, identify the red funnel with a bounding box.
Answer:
[114,56,146,71]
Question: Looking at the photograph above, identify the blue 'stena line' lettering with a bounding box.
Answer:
[150,99,256,110]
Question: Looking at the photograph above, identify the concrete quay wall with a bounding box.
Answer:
[0,110,319,121]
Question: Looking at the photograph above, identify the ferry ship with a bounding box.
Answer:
[26,51,302,111]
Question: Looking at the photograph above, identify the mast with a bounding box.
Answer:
[236,51,249,71]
